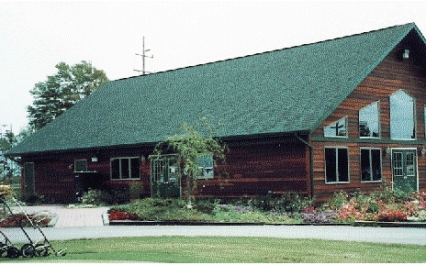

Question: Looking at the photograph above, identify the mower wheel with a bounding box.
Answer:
[21,244,36,258]
[6,246,20,259]
[35,243,48,256]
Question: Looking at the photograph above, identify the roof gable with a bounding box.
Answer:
[8,23,423,155]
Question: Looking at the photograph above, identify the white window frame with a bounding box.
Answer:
[360,147,382,183]
[359,101,381,138]
[324,117,348,138]
[324,146,350,184]
[390,90,416,140]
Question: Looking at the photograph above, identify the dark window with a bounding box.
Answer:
[325,147,349,183]
[110,157,140,180]
[361,148,382,182]
[74,159,87,172]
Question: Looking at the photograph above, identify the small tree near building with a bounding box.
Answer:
[153,118,227,207]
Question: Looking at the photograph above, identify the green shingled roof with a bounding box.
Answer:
[8,23,424,156]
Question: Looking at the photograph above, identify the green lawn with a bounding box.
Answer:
[5,236,426,263]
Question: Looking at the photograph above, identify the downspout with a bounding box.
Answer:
[294,133,314,199]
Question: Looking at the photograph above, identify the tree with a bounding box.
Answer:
[0,130,15,181]
[153,118,228,207]
[27,61,109,130]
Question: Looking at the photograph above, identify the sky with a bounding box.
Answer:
[1,0,426,133]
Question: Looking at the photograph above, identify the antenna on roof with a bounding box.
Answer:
[134,36,154,75]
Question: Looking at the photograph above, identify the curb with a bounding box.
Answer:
[102,212,110,226]
[354,220,426,228]
[108,220,265,226]
[105,217,426,227]
[47,213,58,227]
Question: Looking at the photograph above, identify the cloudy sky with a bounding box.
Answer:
[1,0,426,133]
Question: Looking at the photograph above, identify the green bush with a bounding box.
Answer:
[101,184,130,204]
[82,189,103,205]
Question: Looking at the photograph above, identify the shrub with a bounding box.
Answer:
[109,210,138,221]
[323,191,349,211]
[377,209,407,222]
[101,184,130,204]
[247,193,313,213]
[82,189,103,205]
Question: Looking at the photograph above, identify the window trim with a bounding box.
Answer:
[360,147,382,183]
[359,101,381,139]
[324,116,348,138]
[110,156,141,180]
[424,106,426,140]
[74,159,88,173]
[324,146,350,184]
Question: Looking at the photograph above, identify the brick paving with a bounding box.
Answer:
[9,205,109,227]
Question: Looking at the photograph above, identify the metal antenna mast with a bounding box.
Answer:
[134,36,153,75]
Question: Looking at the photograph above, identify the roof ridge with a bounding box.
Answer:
[112,23,415,83]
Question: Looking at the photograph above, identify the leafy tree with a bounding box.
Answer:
[27,61,109,130]
[153,118,228,207]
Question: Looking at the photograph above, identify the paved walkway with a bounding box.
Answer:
[3,205,426,246]
[8,205,109,227]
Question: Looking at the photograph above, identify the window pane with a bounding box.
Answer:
[390,90,415,139]
[371,149,381,181]
[111,159,120,179]
[130,158,140,179]
[197,154,214,179]
[361,149,371,181]
[393,152,403,176]
[324,117,347,137]
[121,158,129,179]
[405,152,415,175]
[359,102,380,137]
[325,148,337,182]
[338,148,349,182]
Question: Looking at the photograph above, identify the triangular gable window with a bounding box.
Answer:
[324,117,348,138]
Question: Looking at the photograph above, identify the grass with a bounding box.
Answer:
[4,236,426,263]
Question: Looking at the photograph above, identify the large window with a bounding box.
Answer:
[390,90,416,140]
[324,117,348,138]
[111,157,140,180]
[197,154,214,179]
[360,148,382,182]
[359,101,380,138]
[325,147,349,183]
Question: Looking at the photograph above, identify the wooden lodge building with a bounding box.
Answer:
[7,23,426,203]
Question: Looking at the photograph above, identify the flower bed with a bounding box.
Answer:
[0,212,54,227]
[107,189,426,225]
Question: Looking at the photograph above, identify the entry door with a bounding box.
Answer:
[23,162,35,199]
[392,149,418,193]
[150,155,181,198]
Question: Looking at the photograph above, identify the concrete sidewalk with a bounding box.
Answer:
[9,205,109,227]
[3,205,426,245]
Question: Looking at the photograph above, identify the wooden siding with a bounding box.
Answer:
[312,41,426,202]
[194,141,310,199]
[20,138,310,203]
